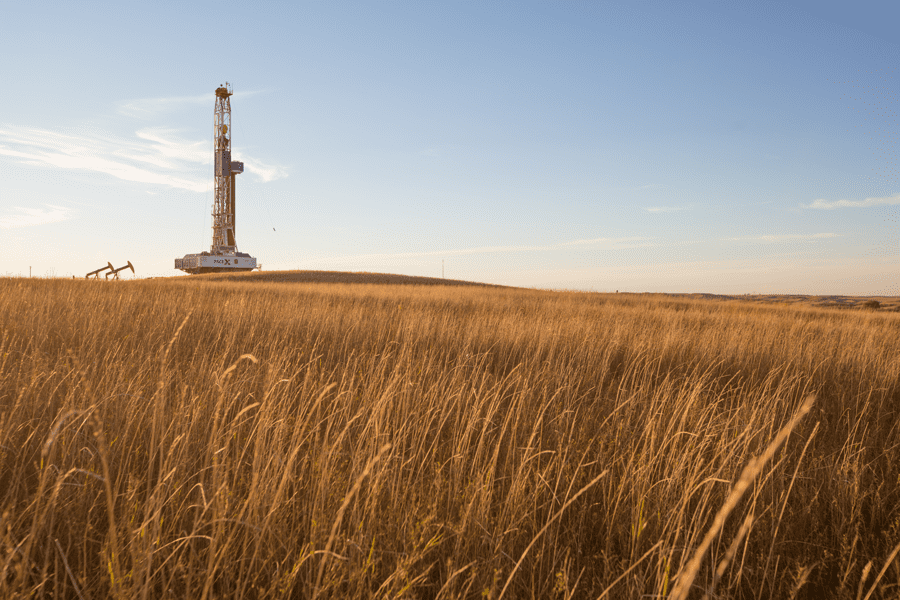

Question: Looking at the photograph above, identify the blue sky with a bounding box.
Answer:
[2,0,899,294]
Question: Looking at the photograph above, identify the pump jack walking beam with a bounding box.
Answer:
[106,261,135,280]
[86,263,114,279]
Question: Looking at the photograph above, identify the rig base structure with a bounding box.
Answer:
[175,252,257,274]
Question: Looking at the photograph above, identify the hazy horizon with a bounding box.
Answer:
[2,0,899,294]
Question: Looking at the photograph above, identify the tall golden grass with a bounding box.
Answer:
[1,275,898,598]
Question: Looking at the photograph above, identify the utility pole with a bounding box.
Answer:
[29,266,31,278]
[442,259,444,279]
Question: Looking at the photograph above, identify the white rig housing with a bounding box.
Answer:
[175,254,257,271]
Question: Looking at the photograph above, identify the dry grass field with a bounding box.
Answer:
[1,272,899,599]
[191,270,506,288]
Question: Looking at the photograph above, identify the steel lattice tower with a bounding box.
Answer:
[212,83,238,253]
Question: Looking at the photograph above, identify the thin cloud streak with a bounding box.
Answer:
[118,94,209,118]
[134,128,208,164]
[723,233,840,242]
[117,89,265,118]
[645,206,688,213]
[321,236,657,263]
[230,151,289,182]
[560,236,651,246]
[805,193,900,209]
[0,205,73,229]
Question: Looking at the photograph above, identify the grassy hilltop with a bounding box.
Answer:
[1,272,899,598]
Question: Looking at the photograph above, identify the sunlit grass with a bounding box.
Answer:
[0,276,898,598]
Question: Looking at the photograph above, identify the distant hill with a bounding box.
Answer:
[180,269,508,288]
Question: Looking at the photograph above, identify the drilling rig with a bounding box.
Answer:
[175,83,257,274]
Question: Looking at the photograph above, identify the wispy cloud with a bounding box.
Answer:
[723,233,840,242]
[559,236,652,247]
[117,94,209,118]
[0,126,208,192]
[230,152,289,182]
[804,193,900,209]
[0,204,73,229]
[134,128,208,164]
[645,206,688,213]
[117,90,264,118]
[0,124,286,191]
[319,236,656,264]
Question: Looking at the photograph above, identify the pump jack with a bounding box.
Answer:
[106,261,134,279]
